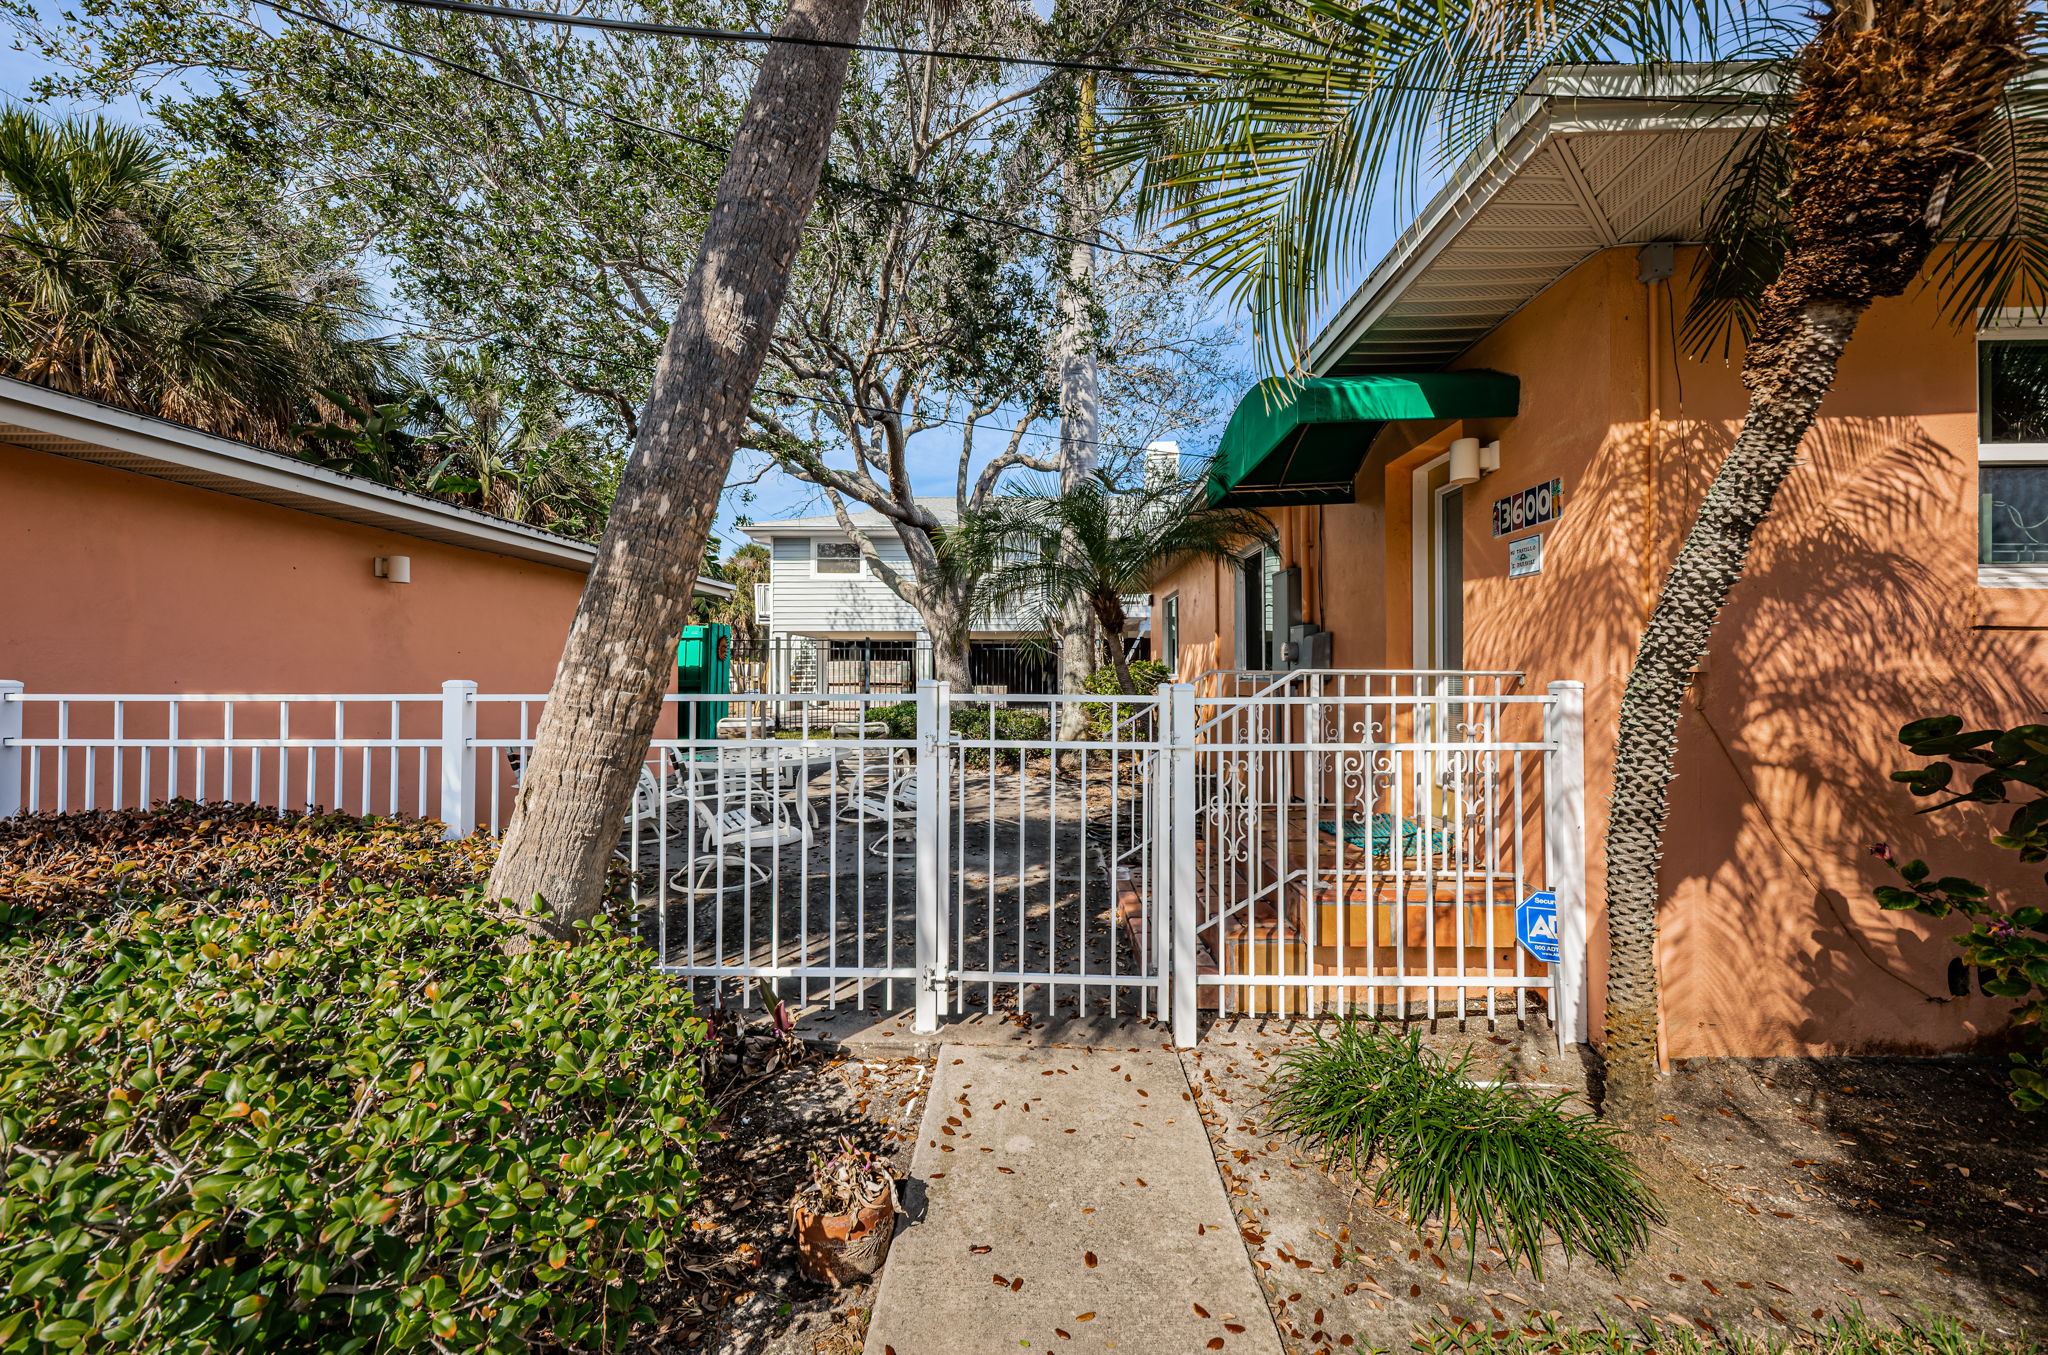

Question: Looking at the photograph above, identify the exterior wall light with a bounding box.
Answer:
[1480,440,1502,473]
[1448,437,1482,486]
[374,555,412,583]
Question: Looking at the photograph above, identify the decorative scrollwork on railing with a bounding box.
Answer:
[1204,759,1258,868]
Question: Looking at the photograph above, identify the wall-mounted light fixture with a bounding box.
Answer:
[1447,437,1482,486]
[374,555,412,583]
[1480,440,1502,474]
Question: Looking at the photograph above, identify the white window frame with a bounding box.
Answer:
[813,537,864,577]
[1162,591,1180,672]
[1976,312,2048,587]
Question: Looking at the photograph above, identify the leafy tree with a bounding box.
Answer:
[7,0,747,441]
[294,356,620,539]
[0,107,397,446]
[750,0,1233,686]
[962,471,1271,693]
[1111,0,2043,1124]
[11,0,1236,686]
[419,351,620,539]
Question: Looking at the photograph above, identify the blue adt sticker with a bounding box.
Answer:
[1516,891,1560,964]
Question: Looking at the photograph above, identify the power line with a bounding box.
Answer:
[253,0,1203,270]
[364,0,1764,104]
[371,0,1191,77]
[266,0,723,151]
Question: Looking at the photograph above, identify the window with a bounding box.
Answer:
[1981,340,2048,444]
[814,539,862,575]
[1162,593,1180,673]
[1979,327,2048,579]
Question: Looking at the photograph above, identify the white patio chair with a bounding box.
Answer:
[671,780,814,894]
[835,748,917,854]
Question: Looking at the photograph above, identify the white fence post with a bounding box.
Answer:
[439,679,477,839]
[1166,682,1199,1048]
[913,679,948,1033]
[0,681,22,820]
[1544,680,1588,1052]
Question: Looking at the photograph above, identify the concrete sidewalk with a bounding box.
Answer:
[864,1044,1283,1355]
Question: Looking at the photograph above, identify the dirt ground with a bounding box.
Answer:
[1183,1021,2047,1353]
[626,1048,934,1354]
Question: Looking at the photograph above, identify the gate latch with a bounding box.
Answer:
[919,964,949,992]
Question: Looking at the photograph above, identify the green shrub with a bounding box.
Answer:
[1082,660,1170,737]
[1871,714,2048,1109]
[869,701,916,741]
[1267,1023,1657,1277]
[1082,660,1171,698]
[0,889,715,1352]
[863,701,1048,764]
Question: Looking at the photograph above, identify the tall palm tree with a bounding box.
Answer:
[1109,0,2043,1124]
[424,352,619,539]
[963,472,1273,693]
[0,109,397,446]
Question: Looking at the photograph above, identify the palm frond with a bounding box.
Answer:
[1934,72,2048,327]
[957,472,1274,642]
[1104,0,1732,371]
[1678,62,1797,359]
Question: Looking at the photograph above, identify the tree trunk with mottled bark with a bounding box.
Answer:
[485,0,868,935]
[1600,0,2024,1126]
[1055,75,1102,738]
[919,585,978,690]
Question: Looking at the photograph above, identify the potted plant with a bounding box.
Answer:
[789,1136,901,1286]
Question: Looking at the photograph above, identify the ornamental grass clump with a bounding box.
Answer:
[0,888,715,1352]
[1412,1310,2034,1355]
[1267,1023,1658,1277]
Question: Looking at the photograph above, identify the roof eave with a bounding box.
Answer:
[1308,64,1777,376]
[0,379,741,599]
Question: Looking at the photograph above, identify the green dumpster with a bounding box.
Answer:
[676,624,732,739]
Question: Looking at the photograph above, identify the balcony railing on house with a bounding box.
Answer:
[0,668,1584,1047]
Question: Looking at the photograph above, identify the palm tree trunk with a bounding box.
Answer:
[485,0,868,935]
[1093,595,1136,694]
[1600,0,2023,1126]
[1603,299,1863,1124]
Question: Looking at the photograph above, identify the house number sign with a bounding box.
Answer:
[1492,478,1564,537]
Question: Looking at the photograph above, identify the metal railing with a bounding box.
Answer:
[0,669,1584,1047]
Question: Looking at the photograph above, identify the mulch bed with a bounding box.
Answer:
[1183,1026,2045,1354]
[627,1041,933,1354]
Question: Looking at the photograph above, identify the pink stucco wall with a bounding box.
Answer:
[1150,249,2044,1060]
[2,441,589,696]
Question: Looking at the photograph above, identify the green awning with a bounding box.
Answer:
[1206,371,1520,507]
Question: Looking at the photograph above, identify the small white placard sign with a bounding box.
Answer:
[1507,534,1543,578]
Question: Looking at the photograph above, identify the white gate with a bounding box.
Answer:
[0,671,1582,1047]
[919,688,1170,1028]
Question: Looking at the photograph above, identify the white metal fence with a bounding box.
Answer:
[0,671,1583,1047]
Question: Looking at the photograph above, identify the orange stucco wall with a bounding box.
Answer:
[1154,247,2041,1059]
[1,441,589,695]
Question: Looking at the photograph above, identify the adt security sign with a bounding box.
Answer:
[1516,891,1560,964]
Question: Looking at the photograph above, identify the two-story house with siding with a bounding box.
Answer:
[741,498,1150,694]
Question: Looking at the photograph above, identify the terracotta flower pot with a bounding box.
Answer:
[790,1197,898,1287]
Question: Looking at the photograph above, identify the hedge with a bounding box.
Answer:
[0,809,714,1353]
